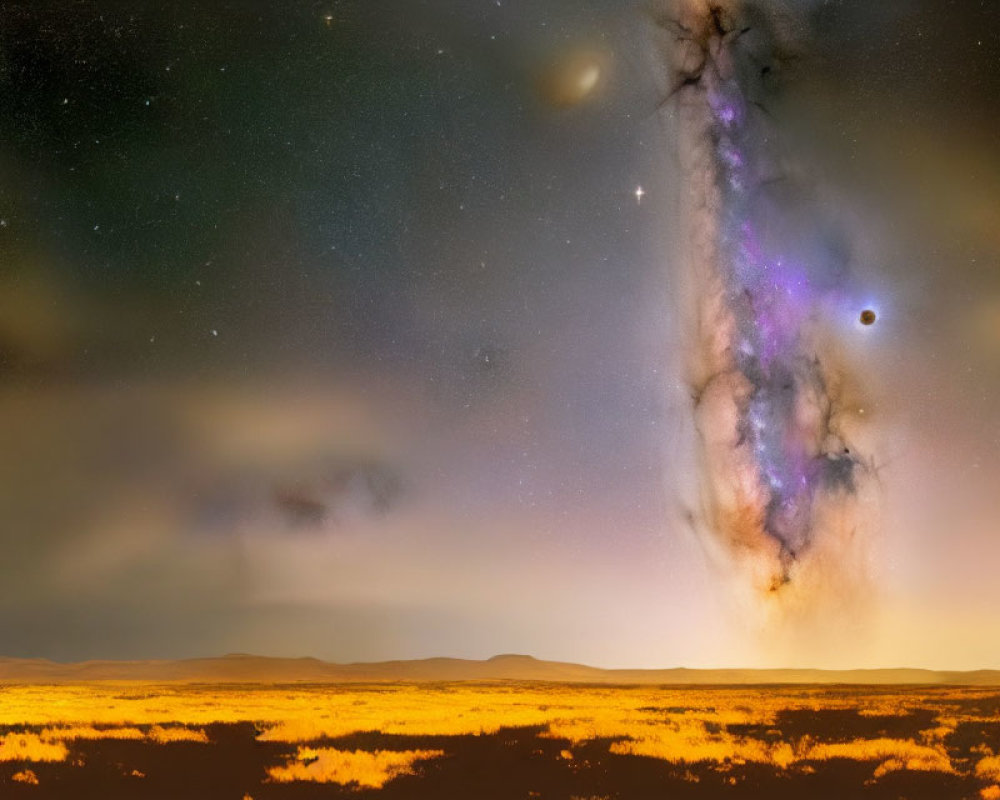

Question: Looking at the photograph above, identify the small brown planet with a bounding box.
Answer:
[859,309,876,325]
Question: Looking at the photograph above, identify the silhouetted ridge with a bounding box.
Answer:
[0,655,997,685]
[488,654,537,661]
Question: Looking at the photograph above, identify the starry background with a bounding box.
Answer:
[1,0,999,668]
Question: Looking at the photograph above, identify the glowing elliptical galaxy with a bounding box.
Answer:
[663,0,879,603]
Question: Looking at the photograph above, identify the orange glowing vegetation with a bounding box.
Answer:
[11,768,39,785]
[266,747,445,787]
[1,682,1000,793]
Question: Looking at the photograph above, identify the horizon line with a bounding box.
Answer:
[2,652,998,679]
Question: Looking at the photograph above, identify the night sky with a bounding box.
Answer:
[2,1,999,669]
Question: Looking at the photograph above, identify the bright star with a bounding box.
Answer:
[635,186,645,205]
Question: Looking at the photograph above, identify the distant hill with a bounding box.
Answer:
[0,653,998,685]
